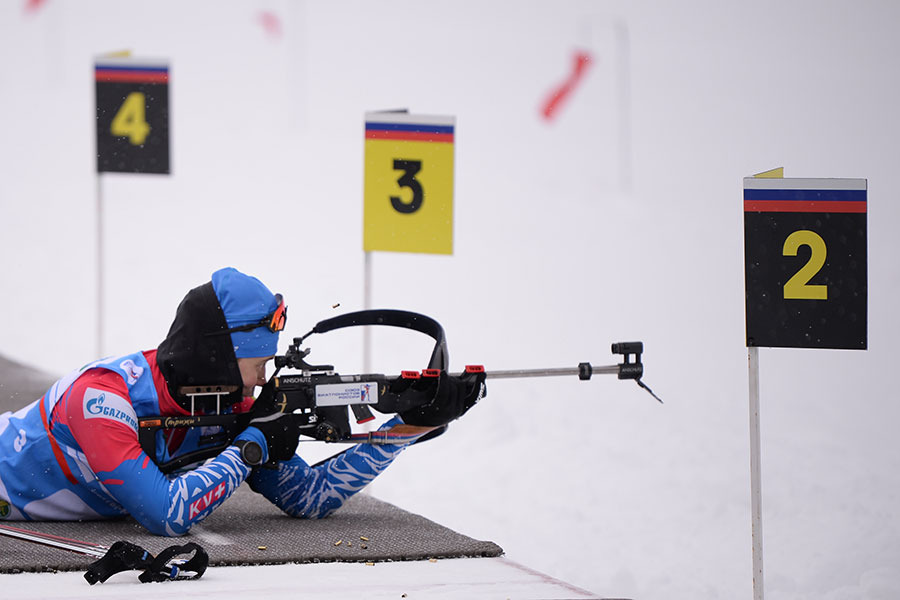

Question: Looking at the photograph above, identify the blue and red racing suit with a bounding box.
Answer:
[0,350,417,535]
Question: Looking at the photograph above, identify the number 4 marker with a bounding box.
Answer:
[110,92,151,146]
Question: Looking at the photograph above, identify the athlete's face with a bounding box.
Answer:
[237,356,273,396]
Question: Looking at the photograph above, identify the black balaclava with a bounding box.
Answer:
[156,281,244,411]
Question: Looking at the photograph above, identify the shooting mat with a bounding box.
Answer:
[0,355,503,574]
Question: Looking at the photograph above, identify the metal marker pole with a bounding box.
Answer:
[96,173,104,359]
[748,346,764,600]
[363,251,372,373]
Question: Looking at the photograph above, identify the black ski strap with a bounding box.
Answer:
[139,542,209,583]
[84,540,208,584]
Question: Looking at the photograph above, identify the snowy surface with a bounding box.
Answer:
[0,557,600,600]
[3,1,900,599]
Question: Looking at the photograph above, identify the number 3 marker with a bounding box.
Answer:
[391,159,424,213]
[363,113,455,255]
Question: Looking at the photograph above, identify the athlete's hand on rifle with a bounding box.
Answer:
[396,370,487,427]
[247,378,302,462]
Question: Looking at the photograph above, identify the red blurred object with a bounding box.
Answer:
[259,11,282,38]
[540,50,593,121]
[24,0,48,14]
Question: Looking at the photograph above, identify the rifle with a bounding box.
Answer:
[139,310,660,473]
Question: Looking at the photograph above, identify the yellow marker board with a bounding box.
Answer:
[363,112,455,254]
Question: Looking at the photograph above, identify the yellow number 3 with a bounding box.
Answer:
[783,230,827,300]
[110,92,151,145]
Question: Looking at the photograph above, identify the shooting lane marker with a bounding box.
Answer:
[742,167,867,600]
[94,53,171,357]
[744,174,867,349]
[363,112,455,255]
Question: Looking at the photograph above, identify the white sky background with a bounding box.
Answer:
[2,1,900,598]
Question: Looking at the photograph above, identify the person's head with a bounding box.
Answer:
[156,267,287,411]
[237,355,272,397]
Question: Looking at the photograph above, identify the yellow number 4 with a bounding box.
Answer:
[110,92,150,145]
[783,230,827,300]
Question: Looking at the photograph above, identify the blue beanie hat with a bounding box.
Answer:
[210,267,281,358]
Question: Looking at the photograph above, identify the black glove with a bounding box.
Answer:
[398,370,487,427]
[374,374,433,414]
[247,378,301,462]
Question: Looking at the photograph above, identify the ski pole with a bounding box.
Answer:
[0,522,208,584]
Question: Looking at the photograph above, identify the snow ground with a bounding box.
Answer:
[0,557,601,600]
[3,1,900,598]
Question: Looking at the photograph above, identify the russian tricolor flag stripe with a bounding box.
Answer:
[744,188,866,202]
[365,130,453,142]
[743,200,866,213]
[365,121,454,143]
[95,65,169,83]
[742,178,867,213]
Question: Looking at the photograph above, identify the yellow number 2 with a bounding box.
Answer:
[783,230,827,300]
[110,92,151,145]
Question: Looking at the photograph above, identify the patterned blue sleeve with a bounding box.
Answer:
[247,417,419,518]
[99,426,266,536]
